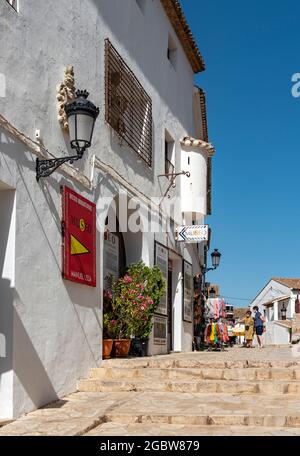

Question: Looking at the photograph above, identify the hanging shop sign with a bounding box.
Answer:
[62,186,96,287]
[153,315,167,345]
[103,231,119,289]
[183,260,193,322]
[154,241,168,316]
[176,225,209,243]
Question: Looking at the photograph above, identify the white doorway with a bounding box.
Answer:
[0,183,16,419]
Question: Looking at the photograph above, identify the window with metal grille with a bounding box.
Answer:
[6,0,18,11]
[105,38,152,167]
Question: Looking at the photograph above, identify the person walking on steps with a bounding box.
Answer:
[252,306,265,348]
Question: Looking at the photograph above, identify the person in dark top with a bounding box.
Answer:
[252,306,265,348]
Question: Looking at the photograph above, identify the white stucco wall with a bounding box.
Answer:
[181,146,207,215]
[0,0,195,205]
[265,322,290,346]
[0,0,205,418]
[251,280,291,314]
[0,141,102,419]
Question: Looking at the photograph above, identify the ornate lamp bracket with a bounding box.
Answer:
[158,170,190,199]
[36,147,84,182]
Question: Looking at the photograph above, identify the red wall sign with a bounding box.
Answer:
[62,186,96,287]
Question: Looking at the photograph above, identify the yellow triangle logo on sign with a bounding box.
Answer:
[70,234,90,255]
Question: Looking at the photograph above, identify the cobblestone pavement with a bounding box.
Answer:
[1,346,300,436]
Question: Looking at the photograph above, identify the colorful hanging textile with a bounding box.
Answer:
[204,322,230,345]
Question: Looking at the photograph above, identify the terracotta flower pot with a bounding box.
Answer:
[102,339,113,359]
[114,339,131,358]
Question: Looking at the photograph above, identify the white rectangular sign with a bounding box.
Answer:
[183,261,193,323]
[154,242,168,316]
[153,315,167,345]
[176,225,208,243]
[103,232,119,289]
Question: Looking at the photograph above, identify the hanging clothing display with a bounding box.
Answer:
[204,298,226,320]
[204,321,229,345]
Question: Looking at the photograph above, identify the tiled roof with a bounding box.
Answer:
[272,278,300,289]
[275,320,292,329]
[233,308,248,320]
[198,87,209,142]
[181,137,215,156]
[263,295,290,307]
[160,0,205,73]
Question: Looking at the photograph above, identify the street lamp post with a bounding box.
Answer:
[195,248,222,350]
[201,248,222,297]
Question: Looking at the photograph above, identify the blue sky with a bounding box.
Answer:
[181,0,300,307]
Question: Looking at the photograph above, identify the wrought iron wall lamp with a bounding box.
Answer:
[36,90,99,181]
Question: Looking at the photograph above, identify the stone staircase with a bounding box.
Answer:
[78,352,300,435]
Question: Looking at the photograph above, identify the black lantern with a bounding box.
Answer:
[65,90,99,157]
[281,303,287,320]
[209,287,216,298]
[36,90,99,181]
[211,249,221,269]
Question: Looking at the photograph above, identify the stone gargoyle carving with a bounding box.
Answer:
[57,65,75,131]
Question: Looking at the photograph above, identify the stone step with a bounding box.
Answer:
[78,378,300,394]
[101,357,300,370]
[95,392,300,428]
[89,367,300,382]
[0,420,13,428]
[104,411,300,428]
[85,422,300,436]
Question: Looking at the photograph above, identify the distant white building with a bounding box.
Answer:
[251,278,300,345]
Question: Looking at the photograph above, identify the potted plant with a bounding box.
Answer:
[103,313,117,359]
[112,262,166,357]
[110,275,135,357]
[102,289,115,359]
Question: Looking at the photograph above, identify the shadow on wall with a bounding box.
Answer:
[0,185,58,416]
[1,290,61,418]
[108,122,156,185]
[0,187,15,386]
[0,128,36,175]
[12,298,59,414]
[0,278,13,386]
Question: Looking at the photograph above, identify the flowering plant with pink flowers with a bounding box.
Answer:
[103,312,119,339]
[111,262,166,339]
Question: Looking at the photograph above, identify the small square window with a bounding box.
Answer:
[6,0,18,11]
[135,0,146,13]
[167,35,177,68]
[165,131,175,178]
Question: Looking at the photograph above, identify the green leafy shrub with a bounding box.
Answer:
[105,261,166,340]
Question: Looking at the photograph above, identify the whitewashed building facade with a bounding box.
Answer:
[251,278,300,345]
[0,0,215,419]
